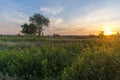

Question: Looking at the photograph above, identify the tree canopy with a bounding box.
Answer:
[21,23,37,35]
[21,13,50,36]
[29,13,50,36]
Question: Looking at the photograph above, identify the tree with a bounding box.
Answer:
[29,13,50,36]
[21,23,37,35]
[99,31,104,37]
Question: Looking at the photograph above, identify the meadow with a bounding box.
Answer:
[0,35,120,80]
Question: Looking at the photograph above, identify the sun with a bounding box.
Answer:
[104,26,113,35]
[104,30,112,35]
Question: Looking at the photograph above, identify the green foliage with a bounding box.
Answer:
[0,36,120,80]
[30,13,50,36]
[0,72,17,80]
[21,13,50,36]
[21,23,37,35]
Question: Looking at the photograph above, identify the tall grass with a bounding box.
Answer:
[0,36,120,80]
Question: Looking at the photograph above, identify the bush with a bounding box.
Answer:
[0,36,120,80]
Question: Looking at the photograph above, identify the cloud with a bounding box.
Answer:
[67,6,120,35]
[44,17,70,35]
[45,4,120,35]
[48,18,67,31]
[0,11,29,34]
[2,11,29,25]
[50,18,64,25]
[77,28,86,31]
[40,7,63,15]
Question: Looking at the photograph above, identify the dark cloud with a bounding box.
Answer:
[77,28,86,31]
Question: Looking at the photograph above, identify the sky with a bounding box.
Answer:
[0,0,120,35]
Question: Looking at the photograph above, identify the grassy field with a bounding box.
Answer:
[0,35,120,80]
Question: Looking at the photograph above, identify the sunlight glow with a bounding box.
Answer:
[104,26,113,35]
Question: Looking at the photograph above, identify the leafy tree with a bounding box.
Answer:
[29,13,50,36]
[21,23,37,35]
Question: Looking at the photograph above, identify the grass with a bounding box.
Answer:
[0,35,120,80]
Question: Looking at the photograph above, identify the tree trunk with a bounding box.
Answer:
[38,27,42,36]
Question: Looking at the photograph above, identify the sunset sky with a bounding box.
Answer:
[0,0,120,35]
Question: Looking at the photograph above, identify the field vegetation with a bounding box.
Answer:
[0,35,120,80]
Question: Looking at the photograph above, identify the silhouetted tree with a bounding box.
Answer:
[99,31,104,37]
[53,34,60,37]
[117,32,120,35]
[21,23,37,35]
[29,13,50,36]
